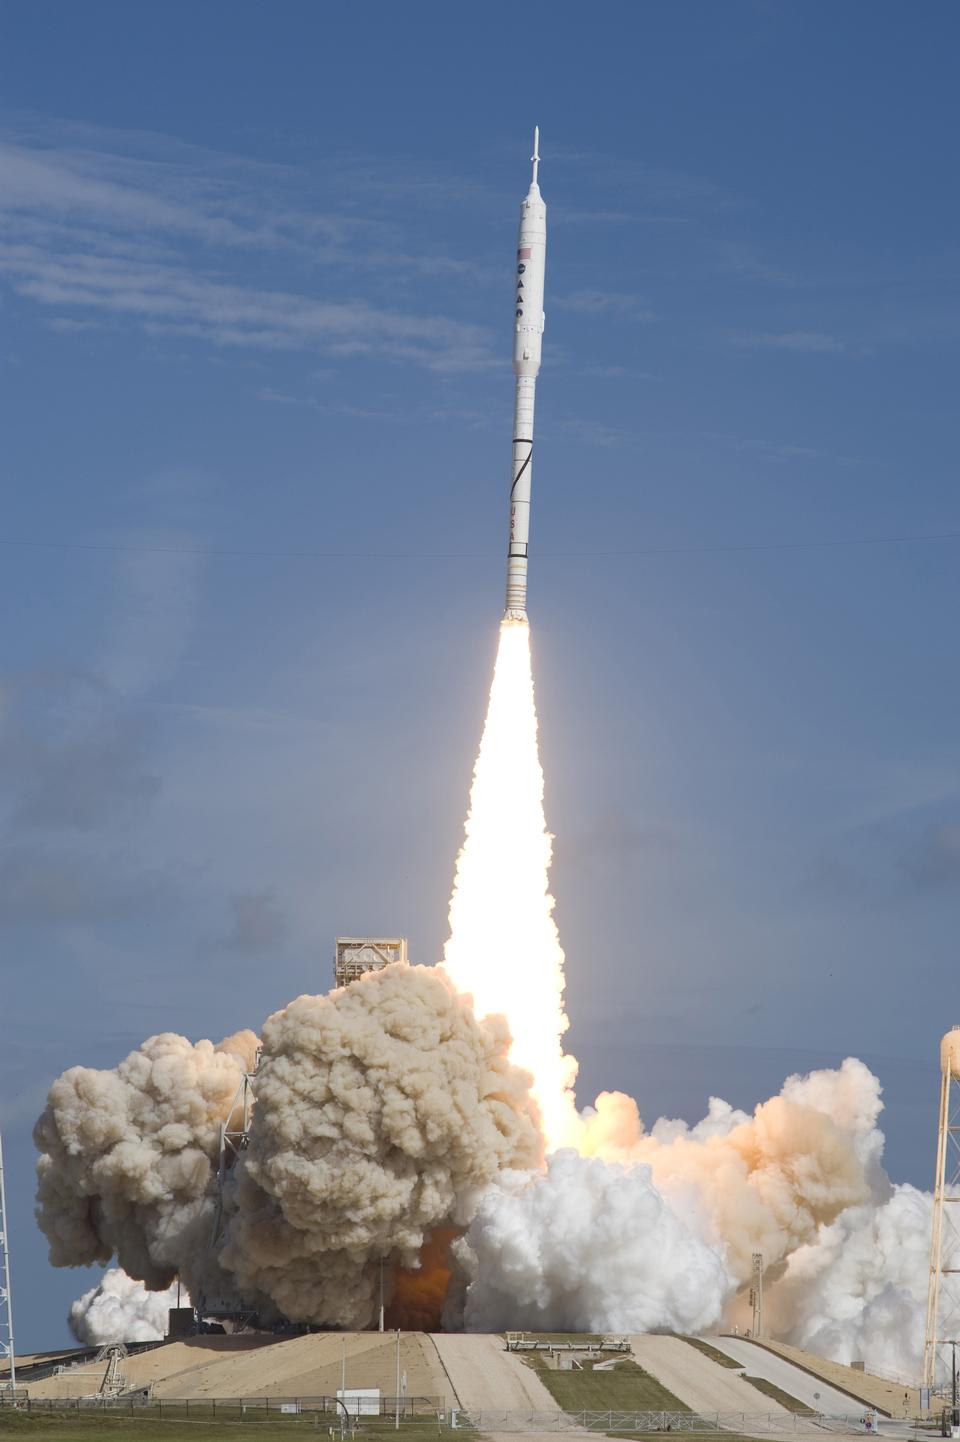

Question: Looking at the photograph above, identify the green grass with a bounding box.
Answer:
[359,1422,460,1442]
[609,1434,767,1440]
[526,1357,690,1413]
[735,1378,812,1413]
[677,1339,741,1371]
[739,1376,813,1415]
[0,1417,316,1440]
[0,1411,459,1442]
[675,1339,812,1416]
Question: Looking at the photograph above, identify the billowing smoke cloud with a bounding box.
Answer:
[42,981,932,1377]
[454,1058,904,1351]
[37,959,931,1377]
[572,1058,883,1285]
[37,964,540,1333]
[69,1268,189,1345]
[768,1184,932,1376]
[34,1029,259,1301]
[459,1150,733,1333]
[220,964,541,1327]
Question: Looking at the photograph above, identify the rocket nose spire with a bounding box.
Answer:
[531,126,541,187]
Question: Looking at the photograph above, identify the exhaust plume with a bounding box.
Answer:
[43,608,933,1377]
[444,620,577,1148]
[437,616,931,1372]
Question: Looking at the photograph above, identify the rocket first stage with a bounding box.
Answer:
[504,128,547,622]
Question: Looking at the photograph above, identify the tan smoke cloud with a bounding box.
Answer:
[36,964,911,1366]
[34,1029,259,1296]
[35,961,540,1332]
[560,1057,881,1282]
[220,963,541,1327]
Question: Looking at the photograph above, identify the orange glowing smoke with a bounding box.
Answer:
[385,1227,458,1331]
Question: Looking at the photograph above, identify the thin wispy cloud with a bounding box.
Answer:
[705,429,862,466]
[733,330,847,353]
[714,240,800,287]
[554,288,654,319]
[256,384,492,427]
[0,127,497,371]
[0,242,494,370]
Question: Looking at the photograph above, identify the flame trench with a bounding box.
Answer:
[444,619,578,1150]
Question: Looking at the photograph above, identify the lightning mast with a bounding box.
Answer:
[0,1135,16,1395]
[924,1029,960,1388]
[750,1252,764,1339]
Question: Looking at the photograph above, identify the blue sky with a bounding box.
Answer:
[2,0,958,1348]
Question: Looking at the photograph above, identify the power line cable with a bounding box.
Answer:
[0,531,958,563]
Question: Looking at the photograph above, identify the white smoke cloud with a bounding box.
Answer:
[69,1267,188,1345]
[44,993,933,1377]
[768,1183,931,1376]
[570,1058,881,1286]
[451,1056,930,1378]
[460,1150,733,1333]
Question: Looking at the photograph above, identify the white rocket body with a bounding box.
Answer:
[504,129,547,621]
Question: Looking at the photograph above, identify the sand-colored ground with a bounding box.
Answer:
[26,1331,450,1403]
[151,1331,448,1402]
[20,1326,918,1426]
[1,1347,88,1376]
[428,1335,559,1412]
[736,1338,923,1418]
[629,1335,791,1417]
[24,1336,269,1400]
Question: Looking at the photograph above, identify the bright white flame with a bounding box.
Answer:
[444,619,578,1148]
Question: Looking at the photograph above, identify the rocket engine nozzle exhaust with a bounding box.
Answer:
[503,127,546,623]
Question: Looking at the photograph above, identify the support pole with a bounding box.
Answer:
[0,1135,15,1396]
[395,1330,401,1430]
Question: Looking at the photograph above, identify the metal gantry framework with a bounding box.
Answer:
[334,939,408,989]
[210,1064,258,1247]
[924,1029,960,1389]
[0,1134,16,1394]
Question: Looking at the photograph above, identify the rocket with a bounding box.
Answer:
[504,127,547,622]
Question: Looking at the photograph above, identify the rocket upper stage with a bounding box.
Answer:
[504,128,547,622]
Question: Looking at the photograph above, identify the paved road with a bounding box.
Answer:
[429,1334,560,1413]
[706,1336,865,1417]
[629,1334,792,1416]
